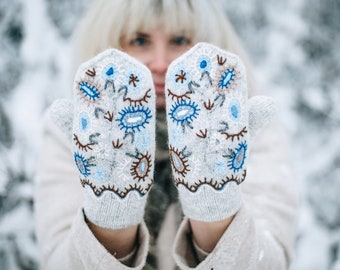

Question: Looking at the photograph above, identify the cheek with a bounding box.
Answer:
[126,51,150,66]
[170,45,192,61]
[120,45,151,66]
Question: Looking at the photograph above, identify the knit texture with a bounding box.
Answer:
[165,42,275,222]
[50,49,156,229]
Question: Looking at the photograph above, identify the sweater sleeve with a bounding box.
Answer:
[34,115,149,269]
[173,122,299,269]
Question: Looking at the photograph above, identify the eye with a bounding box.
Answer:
[171,36,191,46]
[130,35,149,46]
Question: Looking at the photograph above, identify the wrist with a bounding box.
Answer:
[189,215,234,253]
[86,217,139,258]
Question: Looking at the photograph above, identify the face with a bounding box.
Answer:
[121,28,192,109]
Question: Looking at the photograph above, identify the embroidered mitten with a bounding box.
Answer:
[49,49,156,229]
[165,43,276,222]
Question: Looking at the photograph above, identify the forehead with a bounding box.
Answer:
[122,1,196,38]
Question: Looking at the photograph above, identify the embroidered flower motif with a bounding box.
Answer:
[218,68,236,89]
[226,142,247,172]
[130,152,152,182]
[116,105,152,133]
[168,99,200,127]
[78,81,101,102]
[169,146,190,177]
[74,152,92,177]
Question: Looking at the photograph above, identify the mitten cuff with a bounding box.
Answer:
[83,187,148,229]
[179,182,242,222]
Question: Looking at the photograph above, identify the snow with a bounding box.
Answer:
[0,0,339,269]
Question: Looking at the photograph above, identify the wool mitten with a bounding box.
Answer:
[49,49,156,229]
[165,43,276,222]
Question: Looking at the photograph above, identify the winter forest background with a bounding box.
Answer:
[0,0,339,269]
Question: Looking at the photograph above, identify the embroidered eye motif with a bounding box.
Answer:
[169,100,200,127]
[130,152,152,182]
[229,100,241,121]
[226,142,247,173]
[197,55,211,72]
[74,152,92,177]
[218,68,236,89]
[79,81,101,102]
[116,106,152,133]
[103,63,118,81]
[73,134,95,152]
[169,146,190,177]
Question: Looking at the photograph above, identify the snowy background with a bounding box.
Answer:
[0,0,339,269]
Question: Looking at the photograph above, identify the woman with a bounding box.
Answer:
[34,0,299,269]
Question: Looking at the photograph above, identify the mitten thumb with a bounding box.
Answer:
[48,98,74,141]
[248,95,277,138]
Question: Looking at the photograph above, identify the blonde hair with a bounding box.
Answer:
[73,0,257,94]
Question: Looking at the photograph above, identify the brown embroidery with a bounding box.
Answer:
[129,74,140,87]
[174,169,246,192]
[217,55,227,66]
[112,139,123,149]
[80,178,154,198]
[73,134,95,152]
[221,126,248,141]
[104,111,114,122]
[169,146,190,177]
[123,89,151,106]
[175,70,187,83]
[130,152,152,182]
[86,68,96,77]
[203,99,214,110]
[196,129,207,139]
[167,89,191,101]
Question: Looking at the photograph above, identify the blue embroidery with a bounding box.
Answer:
[106,67,114,76]
[197,55,211,72]
[169,100,200,127]
[229,100,241,121]
[227,142,247,172]
[74,152,91,177]
[135,131,151,151]
[117,106,152,133]
[79,81,100,102]
[200,60,207,68]
[218,68,235,89]
[215,160,227,174]
[103,63,118,81]
[96,169,104,179]
[79,113,90,132]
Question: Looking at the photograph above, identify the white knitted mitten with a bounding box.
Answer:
[165,43,276,222]
[49,49,156,229]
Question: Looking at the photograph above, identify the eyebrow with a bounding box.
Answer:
[135,32,149,38]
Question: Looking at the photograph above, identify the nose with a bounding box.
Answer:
[148,45,170,74]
